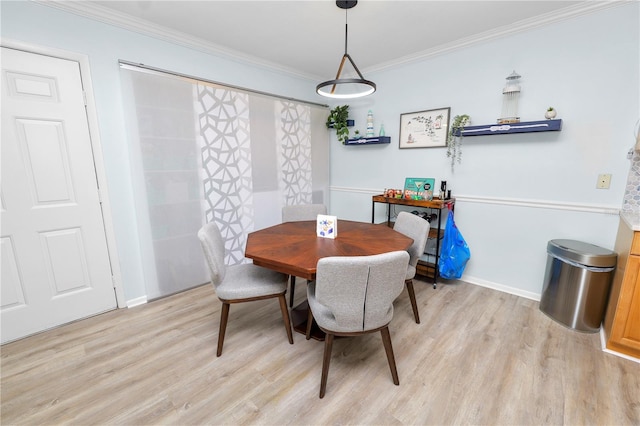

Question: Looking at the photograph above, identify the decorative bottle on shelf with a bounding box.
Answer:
[366,110,374,137]
[379,123,385,137]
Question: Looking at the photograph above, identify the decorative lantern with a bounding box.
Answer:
[498,70,521,124]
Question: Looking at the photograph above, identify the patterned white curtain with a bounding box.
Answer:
[121,66,328,299]
[278,102,313,206]
[196,86,254,264]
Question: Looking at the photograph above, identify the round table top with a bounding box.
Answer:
[245,220,413,280]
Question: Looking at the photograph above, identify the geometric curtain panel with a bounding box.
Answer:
[278,101,312,206]
[196,84,255,265]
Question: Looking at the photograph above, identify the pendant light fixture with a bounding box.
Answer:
[316,0,376,99]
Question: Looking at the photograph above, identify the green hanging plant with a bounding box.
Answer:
[446,114,470,171]
[326,105,350,144]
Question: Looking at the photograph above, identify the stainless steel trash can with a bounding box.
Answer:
[539,239,617,333]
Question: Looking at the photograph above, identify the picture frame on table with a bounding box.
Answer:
[399,107,450,149]
[403,177,436,200]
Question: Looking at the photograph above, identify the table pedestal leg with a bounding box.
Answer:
[290,301,325,341]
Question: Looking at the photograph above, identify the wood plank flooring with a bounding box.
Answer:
[2,278,639,425]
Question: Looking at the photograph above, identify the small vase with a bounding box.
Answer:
[545,109,557,119]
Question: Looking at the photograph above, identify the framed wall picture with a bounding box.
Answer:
[399,107,450,149]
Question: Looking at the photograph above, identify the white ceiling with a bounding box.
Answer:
[47,1,617,80]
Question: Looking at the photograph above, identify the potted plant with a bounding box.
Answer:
[446,114,470,171]
[326,105,351,144]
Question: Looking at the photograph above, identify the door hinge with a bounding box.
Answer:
[83,91,88,106]
[97,189,103,204]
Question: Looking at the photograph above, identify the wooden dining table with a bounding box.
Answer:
[245,219,413,339]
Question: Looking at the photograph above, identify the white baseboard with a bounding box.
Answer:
[126,296,148,308]
[460,274,541,301]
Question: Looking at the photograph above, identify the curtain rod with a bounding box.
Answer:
[119,61,329,109]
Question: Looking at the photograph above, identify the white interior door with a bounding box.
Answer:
[1,47,117,343]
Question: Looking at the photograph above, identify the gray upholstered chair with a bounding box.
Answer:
[393,211,430,324]
[305,250,410,398]
[198,222,293,357]
[282,203,327,223]
[281,203,327,307]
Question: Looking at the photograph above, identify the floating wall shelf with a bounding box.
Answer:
[454,119,562,137]
[345,136,391,145]
[328,119,355,129]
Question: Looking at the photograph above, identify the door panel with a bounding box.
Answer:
[5,69,59,101]
[17,119,75,204]
[40,228,91,295]
[1,47,117,343]
[0,237,26,308]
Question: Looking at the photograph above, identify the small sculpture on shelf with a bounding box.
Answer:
[545,107,557,119]
[366,110,374,137]
[498,70,522,124]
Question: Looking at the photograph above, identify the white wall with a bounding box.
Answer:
[1,1,320,302]
[3,2,638,303]
[330,3,639,299]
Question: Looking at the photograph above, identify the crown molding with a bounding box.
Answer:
[33,0,319,81]
[35,1,627,79]
[364,1,629,74]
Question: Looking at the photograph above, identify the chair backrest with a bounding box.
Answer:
[197,222,227,288]
[282,204,327,222]
[393,211,430,269]
[315,251,409,331]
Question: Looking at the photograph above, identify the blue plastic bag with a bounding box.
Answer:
[438,209,470,279]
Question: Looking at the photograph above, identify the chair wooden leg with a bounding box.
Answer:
[278,294,294,344]
[406,279,420,324]
[380,326,399,385]
[305,306,314,340]
[320,333,334,398]
[288,276,295,307]
[217,302,230,357]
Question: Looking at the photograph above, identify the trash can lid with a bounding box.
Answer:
[547,239,617,267]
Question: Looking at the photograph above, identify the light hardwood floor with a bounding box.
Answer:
[2,278,639,425]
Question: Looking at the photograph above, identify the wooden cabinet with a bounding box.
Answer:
[603,218,640,359]
[372,195,455,287]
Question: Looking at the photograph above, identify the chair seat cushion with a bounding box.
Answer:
[215,263,287,300]
[406,264,416,280]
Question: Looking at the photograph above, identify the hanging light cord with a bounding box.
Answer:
[329,5,367,94]
[344,6,348,57]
